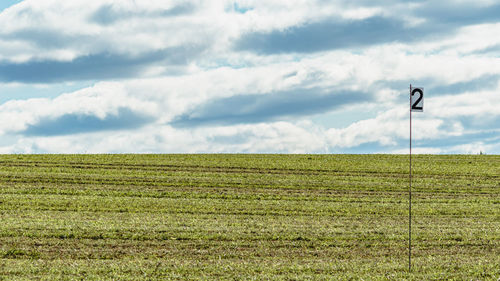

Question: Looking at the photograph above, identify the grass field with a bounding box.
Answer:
[0,154,498,280]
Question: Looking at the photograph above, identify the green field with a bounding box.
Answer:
[0,154,498,280]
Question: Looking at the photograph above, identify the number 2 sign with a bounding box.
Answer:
[411,87,423,112]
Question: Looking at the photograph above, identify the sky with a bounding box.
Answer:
[0,0,499,154]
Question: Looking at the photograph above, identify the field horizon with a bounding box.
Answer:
[0,154,498,280]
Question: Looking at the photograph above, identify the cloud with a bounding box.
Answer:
[0,121,329,154]
[428,74,500,95]
[472,44,500,56]
[0,46,202,83]
[234,16,415,54]
[0,81,158,135]
[89,3,195,25]
[3,29,79,49]
[22,107,154,136]
[414,2,500,26]
[171,88,369,127]
[415,129,500,149]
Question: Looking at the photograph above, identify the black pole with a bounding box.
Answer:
[409,84,412,272]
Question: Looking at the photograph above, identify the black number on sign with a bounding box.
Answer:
[411,88,423,110]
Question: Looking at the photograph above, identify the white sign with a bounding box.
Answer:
[411,87,423,112]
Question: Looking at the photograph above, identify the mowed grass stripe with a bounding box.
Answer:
[1,190,497,217]
[1,171,497,196]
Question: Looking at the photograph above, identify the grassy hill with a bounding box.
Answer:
[0,154,498,280]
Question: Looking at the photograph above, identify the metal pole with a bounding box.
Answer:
[409,84,412,272]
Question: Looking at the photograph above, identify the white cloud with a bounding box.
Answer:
[0,82,158,134]
[0,121,328,154]
[430,88,500,119]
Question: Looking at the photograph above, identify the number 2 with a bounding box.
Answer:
[411,89,423,110]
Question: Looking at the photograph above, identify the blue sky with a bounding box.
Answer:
[0,0,499,154]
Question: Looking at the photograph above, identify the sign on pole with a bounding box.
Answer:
[411,87,424,112]
[409,84,423,272]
